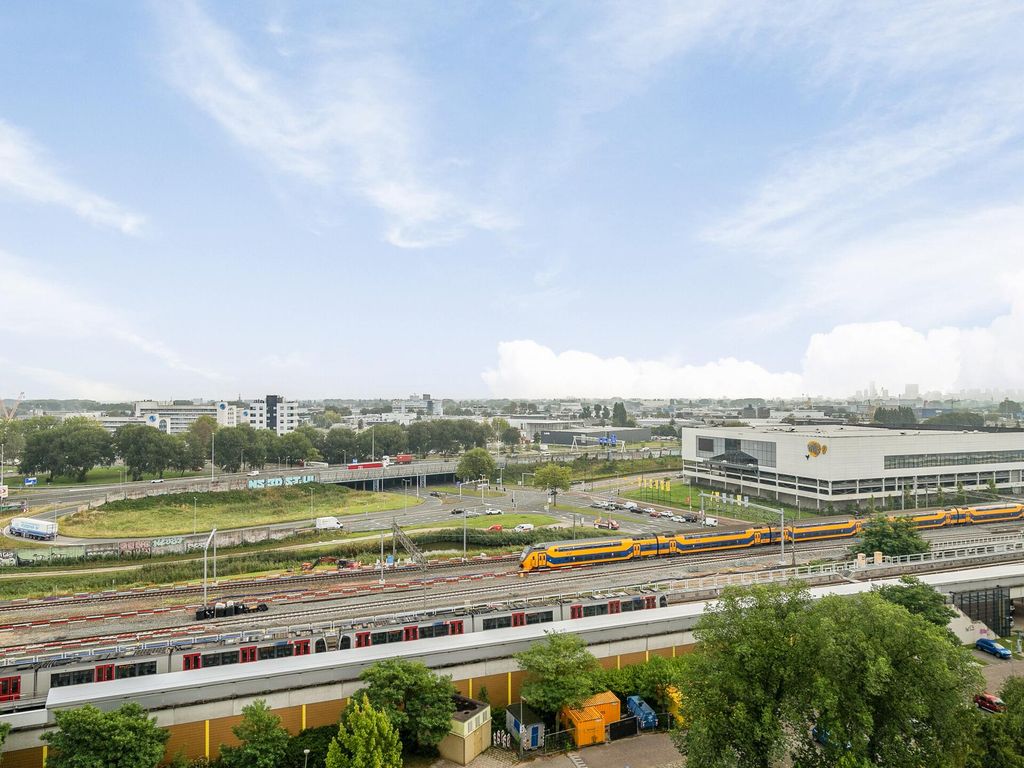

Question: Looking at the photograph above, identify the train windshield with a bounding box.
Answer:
[519,546,531,563]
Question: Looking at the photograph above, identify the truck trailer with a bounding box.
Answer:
[9,517,58,541]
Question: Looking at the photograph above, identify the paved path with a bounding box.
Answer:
[434,733,685,768]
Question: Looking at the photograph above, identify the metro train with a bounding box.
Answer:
[0,593,665,709]
[518,503,1024,572]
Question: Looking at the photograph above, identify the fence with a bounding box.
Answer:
[499,710,674,757]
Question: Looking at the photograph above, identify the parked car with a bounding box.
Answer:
[487,524,503,532]
[658,510,674,518]
[149,478,164,484]
[589,502,606,509]
[247,470,260,476]
[451,508,467,515]
[484,508,503,515]
[640,507,656,515]
[466,511,482,518]
[594,518,620,530]
[429,491,443,498]
[975,692,1007,713]
[513,523,535,532]
[976,638,1012,659]
[671,515,685,523]
[649,510,661,517]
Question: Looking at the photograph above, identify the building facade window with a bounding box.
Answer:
[885,450,1024,469]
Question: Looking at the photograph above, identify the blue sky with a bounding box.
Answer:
[2,1,1023,401]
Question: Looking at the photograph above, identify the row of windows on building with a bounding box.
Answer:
[884,450,1024,469]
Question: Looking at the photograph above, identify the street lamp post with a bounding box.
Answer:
[210,431,215,489]
[202,529,217,607]
[303,749,310,768]
[193,497,197,536]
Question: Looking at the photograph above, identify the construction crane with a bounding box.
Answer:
[1,392,24,422]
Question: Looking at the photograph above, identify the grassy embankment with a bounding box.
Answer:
[621,482,817,521]
[59,485,422,538]
[427,484,505,498]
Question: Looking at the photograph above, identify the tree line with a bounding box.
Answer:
[3,415,506,483]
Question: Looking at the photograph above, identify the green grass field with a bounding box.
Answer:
[5,465,210,492]
[427,484,505,498]
[58,485,422,538]
[622,482,817,521]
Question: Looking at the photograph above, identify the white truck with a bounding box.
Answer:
[9,517,58,540]
[315,516,344,531]
[702,516,719,527]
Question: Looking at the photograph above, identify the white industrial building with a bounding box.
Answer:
[680,424,1024,509]
[95,401,239,434]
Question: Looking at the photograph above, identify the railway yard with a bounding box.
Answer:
[3,470,1024,720]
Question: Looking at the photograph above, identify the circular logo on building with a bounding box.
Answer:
[218,402,226,410]
[147,414,157,423]
[807,440,822,457]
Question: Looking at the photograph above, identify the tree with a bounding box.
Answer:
[874,576,956,628]
[218,699,290,768]
[852,514,929,557]
[924,410,985,428]
[490,417,511,437]
[283,726,336,768]
[533,463,572,506]
[0,720,9,759]
[356,423,406,460]
[20,427,63,480]
[601,405,611,420]
[873,406,918,426]
[500,426,522,450]
[279,430,319,464]
[1000,399,1022,417]
[326,694,402,768]
[114,424,176,480]
[61,418,115,481]
[356,659,455,752]
[679,584,981,768]
[581,404,592,419]
[406,421,433,456]
[515,632,601,715]
[611,402,634,427]
[791,593,980,768]
[41,703,169,768]
[456,447,496,482]
[680,583,812,768]
[323,427,358,464]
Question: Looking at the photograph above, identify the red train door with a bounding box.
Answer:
[292,639,311,656]
[570,604,583,619]
[0,676,20,702]
[240,646,257,663]
[95,664,115,682]
[449,620,464,635]
[608,600,621,614]
[511,612,526,627]
[355,632,371,648]
[183,654,202,671]
[403,625,419,641]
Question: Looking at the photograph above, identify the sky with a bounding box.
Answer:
[1,1,1023,401]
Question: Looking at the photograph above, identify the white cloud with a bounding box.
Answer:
[484,293,1024,398]
[7,363,145,402]
[0,119,144,235]
[158,0,511,248]
[481,340,803,399]
[0,249,221,387]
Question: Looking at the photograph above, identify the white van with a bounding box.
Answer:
[315,516,344,531]
[702,516,719,527]
[622,501,638,511]
[513,523,535,533]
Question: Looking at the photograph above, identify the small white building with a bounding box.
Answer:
[681,424,1024,509]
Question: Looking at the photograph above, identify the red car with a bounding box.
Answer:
[975,692,1006,713]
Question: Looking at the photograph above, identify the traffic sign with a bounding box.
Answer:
[24,477,37,487]
[0,485,8,499]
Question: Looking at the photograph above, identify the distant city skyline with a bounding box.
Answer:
[2,2,1023,400]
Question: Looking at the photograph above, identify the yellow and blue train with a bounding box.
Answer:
[518,502,1024,572]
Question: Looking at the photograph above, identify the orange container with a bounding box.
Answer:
[582,691,621,726]
[561,706,605,747]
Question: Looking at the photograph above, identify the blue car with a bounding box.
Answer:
[976,638,1012,659]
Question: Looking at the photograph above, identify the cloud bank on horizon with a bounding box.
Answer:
[484,294,1024,398]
